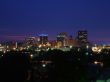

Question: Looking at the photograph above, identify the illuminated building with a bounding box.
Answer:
[56,32,68,47]
[4,41,18,50]
[56,41,62,48]
[49,40,57,48]
[77,30,88,46]
[39,34,48,44]
[25,37,37,46]
[68,35,78,47]
[0,44,5,51]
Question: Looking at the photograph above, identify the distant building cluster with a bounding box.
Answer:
[0,30,109,52]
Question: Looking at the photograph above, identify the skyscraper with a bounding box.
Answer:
[25,37,37,46]
[56,32,68,47]
[39,34,48,44]
[77,30,88,46]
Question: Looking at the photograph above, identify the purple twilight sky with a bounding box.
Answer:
[0,0,110,44]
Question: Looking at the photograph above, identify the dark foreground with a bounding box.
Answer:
[0,48,110,82]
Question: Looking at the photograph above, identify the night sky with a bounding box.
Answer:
[0,0,110,44]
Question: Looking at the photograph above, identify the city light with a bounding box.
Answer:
[92,47,102,53]
[92,47,98,52]
[3,51,6,53]
[94,61,98,64]
[85,52,89,55]
[86,45,89,49]
[94,61,103,67]
[42,64,46,67]
[13,48,16,50]
[39,45,42,48]
[30,54,33,59]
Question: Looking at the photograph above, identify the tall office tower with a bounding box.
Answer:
[56,32,68,47]
[39,34,48,44]
[25,37,37,46]
[77,30,88,46]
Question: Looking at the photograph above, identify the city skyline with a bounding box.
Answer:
[0,30,109,44]
[0,0,110,44]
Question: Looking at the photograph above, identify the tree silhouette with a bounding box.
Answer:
[0,51,31,82]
